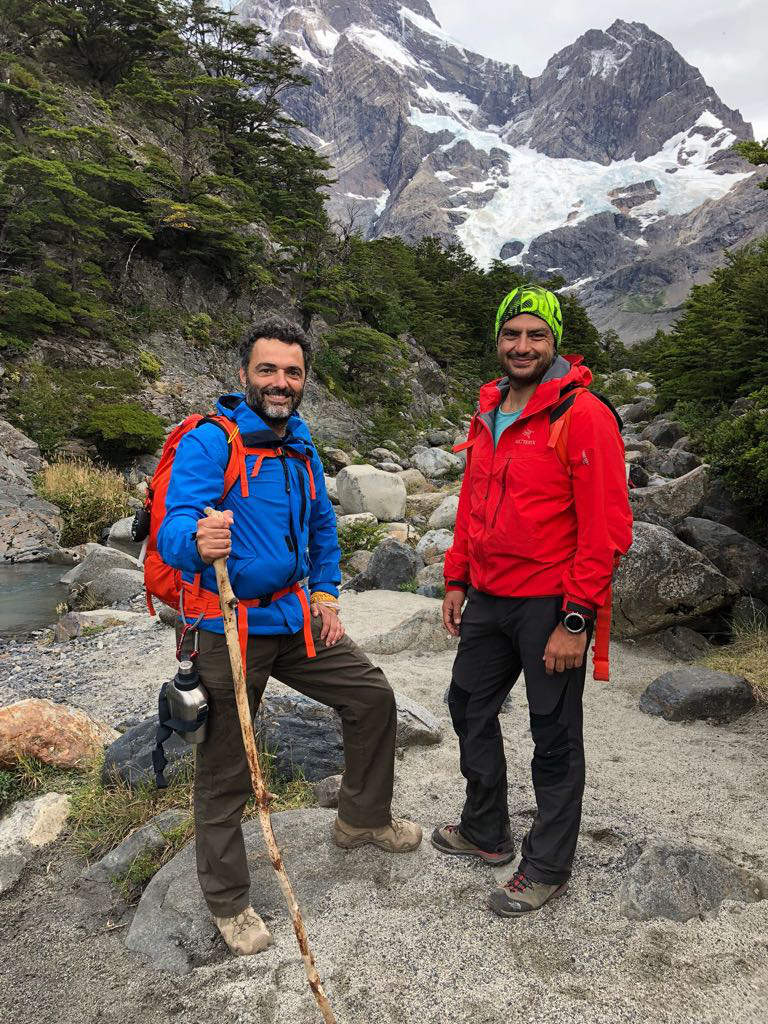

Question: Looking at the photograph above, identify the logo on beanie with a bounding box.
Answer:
[494,286,563,347]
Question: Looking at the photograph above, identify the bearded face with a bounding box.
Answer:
[239,337,306,429]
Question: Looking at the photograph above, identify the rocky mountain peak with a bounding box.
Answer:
[236,1,762,343]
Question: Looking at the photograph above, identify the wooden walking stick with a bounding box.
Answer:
[205,508,337,1024]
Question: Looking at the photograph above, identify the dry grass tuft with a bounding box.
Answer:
[37,458,131,545]
[703,620,768,703]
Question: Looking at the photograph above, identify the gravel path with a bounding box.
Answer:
[1,592,767,1024]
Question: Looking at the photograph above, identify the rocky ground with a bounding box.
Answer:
[1,591,768,1024]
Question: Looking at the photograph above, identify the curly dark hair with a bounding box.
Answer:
[239,316,312,374]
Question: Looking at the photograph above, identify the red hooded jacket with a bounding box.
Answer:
[444,355,632,612]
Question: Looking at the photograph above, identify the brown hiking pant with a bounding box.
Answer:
[178,615,397,917]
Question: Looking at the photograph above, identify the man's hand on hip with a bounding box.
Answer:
[442,591,465,636]
[196,509,234,563]
[543,624,588,675]
[311,601,344,647]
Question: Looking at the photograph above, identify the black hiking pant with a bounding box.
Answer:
[448,589,589,885]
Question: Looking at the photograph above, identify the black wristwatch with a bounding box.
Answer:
[560,610,589,634]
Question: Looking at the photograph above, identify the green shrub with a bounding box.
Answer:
[592,370,655,407]
[337,518,385,558]
[8,363,142,457]
[699,387,768,540]
[37,459,132,545]
[138,349,163,376]
[85,402,166,462]
[183,313,213,345]
[315,323,409,411]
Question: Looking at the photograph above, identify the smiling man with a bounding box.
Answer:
[157,316,421,957]
[433,286,632,917]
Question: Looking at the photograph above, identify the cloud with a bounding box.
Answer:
[430,0,768,140]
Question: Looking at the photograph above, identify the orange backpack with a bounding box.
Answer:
[133,415,243,614]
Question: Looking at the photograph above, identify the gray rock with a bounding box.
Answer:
[675,517,768,603]
[365,538,421,590]
[324,474,339,505]
[620,842,765,922]
[375,461,402,473]
[346,549,373,575]
[81,809,188,886]
[311,775,342,808]
[692,476,749,533]
[336,511,378,529]
[629,465,709,522]
[620,398,655,424]
[416,562,445,587]
[0,450,62,563]
[258,688,441,783]
[416,529,453,566]
[336,465,406,522]
[257,693,344,782]
[71,567,145,609]
[54,609,147,642]
[0,793,71,895]
[412,448,463,480]
[323,447,351,471]
[639,419,685,447]
[102,716,192,789]
[369,447,406,468]
[428,495,459,531]
[60,543,141,586]
[613,522,739,638]
[406,491,455,518]
[670,435,693,451]
[427,429,453,446]
[654,449,701,478]
[396,468,431,494]
[0,419,43,473]
[622,438,656,455]
[362,606,458,656]
[639,667,755,722]
[655,626,711,662]
[106,516,141,557]
[417,583,443,598]
[628,463,650,488]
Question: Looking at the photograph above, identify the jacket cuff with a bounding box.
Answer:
[562,597,596,618]
[445,579,468,593]
[310,583,340,599]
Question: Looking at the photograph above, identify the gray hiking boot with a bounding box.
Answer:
[488,870,568,917]
[431,823,515,866]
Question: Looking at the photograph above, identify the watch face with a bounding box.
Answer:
[563,612,586,634]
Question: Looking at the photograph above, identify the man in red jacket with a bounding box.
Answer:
[433,285,632,917]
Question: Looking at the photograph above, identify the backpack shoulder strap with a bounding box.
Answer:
[548,387,624,469]
[195,415,244,500]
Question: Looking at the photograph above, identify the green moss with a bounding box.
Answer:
[620,291,666,313]
[84,401,166,462]
[138,349,162,376]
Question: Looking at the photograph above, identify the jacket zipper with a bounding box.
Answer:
[278,449,300,579]
[491,463,508,528]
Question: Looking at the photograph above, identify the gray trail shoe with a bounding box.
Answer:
[488,870,568,917]
[431,823,515,866]
[214,907,273,956]
[333,815,422,853]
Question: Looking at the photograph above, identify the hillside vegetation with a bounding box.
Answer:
[0,0,616,458]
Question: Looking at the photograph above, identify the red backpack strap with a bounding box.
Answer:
[548,386,588,470]
[196,416,245,501]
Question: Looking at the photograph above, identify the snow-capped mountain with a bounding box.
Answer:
[236,0,766,341]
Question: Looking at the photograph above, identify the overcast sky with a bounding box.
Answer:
[430,0,768,141]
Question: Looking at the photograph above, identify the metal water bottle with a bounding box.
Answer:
[165,660,209,744]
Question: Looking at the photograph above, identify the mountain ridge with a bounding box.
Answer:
[235,0,766,342]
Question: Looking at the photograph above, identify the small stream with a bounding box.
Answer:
[0,562,69,637]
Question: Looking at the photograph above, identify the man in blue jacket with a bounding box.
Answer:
[158,316,422,957]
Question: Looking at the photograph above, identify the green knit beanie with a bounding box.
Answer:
[495,286,563,348]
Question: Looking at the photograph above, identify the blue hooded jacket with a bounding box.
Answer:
[157,394,341,636]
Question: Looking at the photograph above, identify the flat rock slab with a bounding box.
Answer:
[0,793,71,894]
[125,808,425,974]
[620,842,766,921]
[639,667,755,723]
